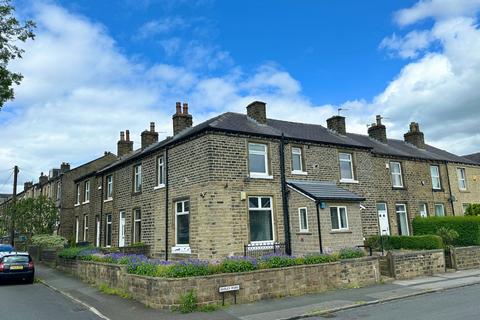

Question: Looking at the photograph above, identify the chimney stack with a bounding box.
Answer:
[326,115,346,135]
[60,162,70,173]
[24,181,33,191]
[246,101,267,124]
[117,130,134,157]
[368,115,387,143]
[141,122,159,149]
[172,101,193,135]
[404,122,425,149]
[39,172,48,185]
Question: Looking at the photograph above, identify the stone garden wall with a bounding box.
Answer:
[450,246,480,270]
[380,249,445,280]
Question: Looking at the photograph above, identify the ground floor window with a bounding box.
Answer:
[175,200,190,245]
[95,216,100,247]
[330,206,348,230]
[435,203,445,216]
[419,203,428,218]
[248,196,274,243]
[298,207,308,232]
[75,217,79,243]
[395,204,409,235]
[133,209,141,243]
[106,214,112,247]
[83,214,88,241]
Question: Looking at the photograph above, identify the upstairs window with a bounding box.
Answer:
[84,180,90,203]
[134,165,142,193]
[291,147,304,173]
[457,168,467,190]
[248,143,269,177]
[330,206,348,231]
[390,162,404,188]
[339,153,354,181]
[75,184,80,205]
[157,156,165,186]
[106,175,113,199]
[430,165,441,190]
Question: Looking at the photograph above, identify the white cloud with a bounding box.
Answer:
[137,17,188,39]
[380,30,432,58]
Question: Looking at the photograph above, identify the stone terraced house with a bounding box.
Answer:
[3,101,479,260]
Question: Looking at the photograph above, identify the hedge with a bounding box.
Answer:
[365,235,443,251]
[412,216,480,246]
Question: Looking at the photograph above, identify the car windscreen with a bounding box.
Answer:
[2,256,29,264]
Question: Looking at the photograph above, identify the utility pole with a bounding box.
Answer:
[10,165,18,247]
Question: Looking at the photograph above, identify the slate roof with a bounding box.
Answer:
[346,133,476,165]
[98,111,477,173]
[287,180,365,202]
[463,152,480,164]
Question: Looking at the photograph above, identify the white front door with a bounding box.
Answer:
[377,203,390,236]
[119,211,126,247]
[96,217,100,247]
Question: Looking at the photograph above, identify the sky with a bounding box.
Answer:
[1,0,480,193]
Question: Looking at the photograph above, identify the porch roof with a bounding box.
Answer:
[287,180,365,202]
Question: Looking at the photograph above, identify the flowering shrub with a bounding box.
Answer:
[159,259,213,278]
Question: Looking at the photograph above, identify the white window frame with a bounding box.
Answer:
[430,165,441,190]
[75,184,80,205]
[330,206,349,231]
[56,181,61,200]
[434,203,445,217]
[457,168,467,191]
[83,180,90,203]
[419,203,428,218]
[133,209,142,244]
[134,164,142,193]
[395,203,410,235]
[75,217,79,243]
[95,216,100,247]
[248,143,272,179]
[298,207,309,232]
[390,161,404,188]
[155,156,165,188]
[175,200,190,247]
[83,214,88,241]
[248,196,275,244]
[291,147,306,174]
[106,175,113,200]
[105,214,112,247]
[339,152,356,182]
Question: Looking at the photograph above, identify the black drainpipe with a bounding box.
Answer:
[315,201,323,254]
[445,161,455,216]
[279,133,292,255]
[164,147,170,261]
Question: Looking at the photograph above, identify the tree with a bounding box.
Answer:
[0,196,58,242]
[0,0,35,110]
[464,204,480,216]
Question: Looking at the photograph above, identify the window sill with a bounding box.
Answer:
[291,171,308,176]
[392,186,406,190]
[82,201,90,205]
[103,198,113,203]
[249,174,273,180]
[132,191,142,196]
[171,246,191,254]
[432,188,444,192]
[74,203,80,207]
[459,189,470,193]
[339,179,359,184]
[154,184,165,190]
[330,229,351,234]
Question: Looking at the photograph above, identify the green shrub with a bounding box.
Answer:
[129,262,159,277]
[464,204,480,216]
[365,235,443,251]
[338,248,366,259]
[58,246,94,259]
[219,257,257,273]
[412,216,480,246]
[303,254,338,265]
[31,234,67,248]
[436,227,459,248]
[160,260,214,278]
[259,254,304,269]
[179,290,198,313]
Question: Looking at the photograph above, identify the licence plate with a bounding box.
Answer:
[10,265,24,270]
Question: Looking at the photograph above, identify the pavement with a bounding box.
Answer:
[35,264,480,320]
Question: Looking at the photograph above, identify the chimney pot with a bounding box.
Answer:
[368,115,387,143]
[183,103,189,114]
[150,122,155,132]
[172,102,193,135]
[118,130,133,157]
[376,115,383,125]
[120,131,125,141]
[246,101,267,124]
[176,102,182,114]
[126,130,130,141]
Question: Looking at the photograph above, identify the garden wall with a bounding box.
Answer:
[57,257,380,309]
[450,246,480,270]
[380,249,445,280]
